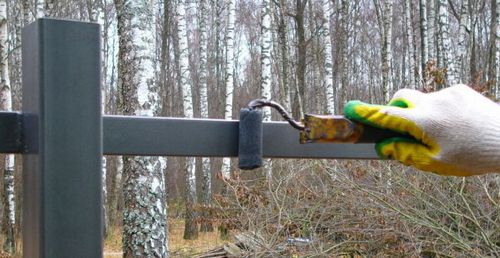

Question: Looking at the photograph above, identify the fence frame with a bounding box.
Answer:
[0,18,382,257]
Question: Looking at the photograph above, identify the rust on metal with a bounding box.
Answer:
[248,99,305,130]
[245,99,369,143]
[299,114,365,143]
[244,99,405,144]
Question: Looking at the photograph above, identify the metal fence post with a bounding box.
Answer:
[22,19,102,257]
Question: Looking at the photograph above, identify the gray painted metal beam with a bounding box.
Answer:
[0,113,378,159]
[22,19,102,258]
[103,116,379,159]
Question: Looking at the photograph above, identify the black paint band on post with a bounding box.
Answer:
[238,108,263,170]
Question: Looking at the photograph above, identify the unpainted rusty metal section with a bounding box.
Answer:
[300,114,364,143]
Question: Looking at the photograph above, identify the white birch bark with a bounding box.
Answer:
[115,0,168,256]
[101,156,108,236]
[176,0,198,240]
[455,0,470,83]
[378,0,394,187]
[420,0,429,74]
[382,0,394,102]
[308,2,321,112]
[22,0,31,23]
[261,0,272,179]
[293,0,306,118]
[276,0,291,111]
[88,0,99,22]
[94,1,110,237]
[103,0,121,235]
[261,0,272,118]
[36,0,44,18]
[199,0,213,232]
[437,0,456,85]
[405,0,416,88]
[496,0,500,98]
[489,0,500,97]
[428,0,436,61]
[0,0,15,253]
[221,0,235,179]
[339,0,349,111]
[215,0,224,101]
[322,0,335,114]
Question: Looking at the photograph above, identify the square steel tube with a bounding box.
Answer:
[22,19,102,258]
[0,113,379,159]
[103,116,379,159]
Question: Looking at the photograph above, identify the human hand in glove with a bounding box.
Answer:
[344,84,500,176]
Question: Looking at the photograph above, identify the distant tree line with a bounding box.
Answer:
[0,0,497,256]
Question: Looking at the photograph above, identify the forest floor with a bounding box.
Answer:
[0,219,229,257]
[104,218,231,257]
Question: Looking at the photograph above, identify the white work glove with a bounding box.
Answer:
[344,84,500,176]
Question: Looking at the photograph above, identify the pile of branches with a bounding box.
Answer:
[212,159,500,257]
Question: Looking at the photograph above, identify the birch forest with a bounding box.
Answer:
[0,0,499,257]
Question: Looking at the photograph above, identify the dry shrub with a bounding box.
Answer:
[213,160,500,257]
[423,60,447,91]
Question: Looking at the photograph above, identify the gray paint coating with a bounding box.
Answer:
[103,116,379,159]
[22,19,102,258]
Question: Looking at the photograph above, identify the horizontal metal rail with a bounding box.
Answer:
[0,112,378,159]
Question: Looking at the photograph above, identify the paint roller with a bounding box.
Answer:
[238,99,410,170]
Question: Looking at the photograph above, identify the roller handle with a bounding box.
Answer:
[357,123,411,143]
[299,114,414,144]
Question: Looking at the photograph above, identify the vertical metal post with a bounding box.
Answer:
[22,19,102,257]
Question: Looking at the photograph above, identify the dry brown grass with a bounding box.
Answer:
[103,226,122,257]
[104,218,231,257]
[168,219,231,257]
[0,219,226,257]
[212,159,500,257]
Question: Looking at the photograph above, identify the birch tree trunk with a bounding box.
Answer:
[221,0,235,179]
[495,0,500,98]
[93,0,110,238]
[22,0,31,23]
[339,0,349,111]
[102,0,121,231]
[176,0,198,240]
[9,0,24,110]
[489,0,500,95]
[437,0,456,86]
[276,0,291,111]
[382,0,394,102]
[101,156,108,237]
[261,0,273,179]
[115,0,168,256]
[160,0,172,120]
[36,0,44,17]
[322,0,335,114]
[0,1,15,253]
[456,0,470,83]
[215,0,224,109]
[199,0,213,232]
[308,2,320,111]
[292,0,306,119]
[428,0,436,61]
[420,0,429,77]
[405,0,416,88]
